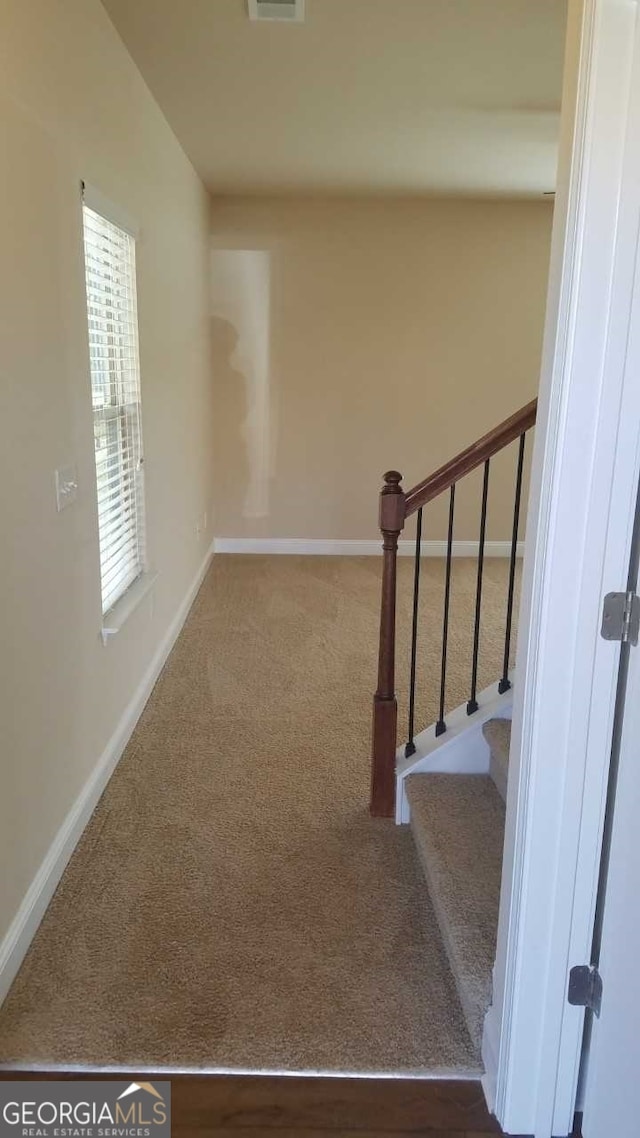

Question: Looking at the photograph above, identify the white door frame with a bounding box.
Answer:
[481,1,640,1135]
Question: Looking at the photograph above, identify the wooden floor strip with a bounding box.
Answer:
[0,1073,503,1135]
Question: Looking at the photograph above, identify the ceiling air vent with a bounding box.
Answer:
[248,0,305,22]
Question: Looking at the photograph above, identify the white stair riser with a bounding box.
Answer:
[396,681,513,824]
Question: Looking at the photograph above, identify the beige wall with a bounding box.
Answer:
[0,0,553,968]
[0,2,213,950]
[210,196,552,542]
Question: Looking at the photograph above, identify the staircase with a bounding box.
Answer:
[369,402,533,1052]
[406,720,511,1049]
[370,398,536,817]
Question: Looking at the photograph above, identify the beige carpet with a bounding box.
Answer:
[406,772,506,1051]
[0,555,518,1075]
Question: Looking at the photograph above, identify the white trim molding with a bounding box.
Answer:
[82,181,139,239]
[101,570,159,645]
[487,2,640,1135]
[213,537,525,558]
[0,550,212,1008]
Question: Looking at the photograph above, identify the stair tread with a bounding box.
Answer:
[406,773,505,1050]
[482,718,511,802]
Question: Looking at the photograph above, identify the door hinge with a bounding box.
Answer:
[568,964,603,1017]
[601,590,640,645]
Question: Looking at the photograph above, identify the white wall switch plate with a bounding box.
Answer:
[55,464,78,511]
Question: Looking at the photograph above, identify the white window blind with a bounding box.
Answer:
[82,201,146,616]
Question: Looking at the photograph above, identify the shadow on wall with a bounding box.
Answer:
[210,249,273,530]
[211,316,250,526]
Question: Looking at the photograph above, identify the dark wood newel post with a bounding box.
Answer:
[370,470,406,817]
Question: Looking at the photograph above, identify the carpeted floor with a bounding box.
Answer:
[0,555,518,1075]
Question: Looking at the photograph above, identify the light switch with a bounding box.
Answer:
[55,464,78,511]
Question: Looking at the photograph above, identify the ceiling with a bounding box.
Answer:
[102,0,567,198]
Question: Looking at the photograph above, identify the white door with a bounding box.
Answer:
[581,582,640,1138]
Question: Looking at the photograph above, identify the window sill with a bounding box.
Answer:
[101,571,158,645]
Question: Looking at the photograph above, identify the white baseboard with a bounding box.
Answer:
[213,538,525,558]
[0,550,213,1008]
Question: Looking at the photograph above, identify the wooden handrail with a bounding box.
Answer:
[404,398,537,518]
[369,396,537,817]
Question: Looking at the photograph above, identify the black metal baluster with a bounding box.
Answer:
[405,508,423,757]
[435,484,456,736]
[499,432,527,693]
[467,459,490,715]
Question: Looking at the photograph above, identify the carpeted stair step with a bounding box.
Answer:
[405,773,505,1051]
[482,718,511,803]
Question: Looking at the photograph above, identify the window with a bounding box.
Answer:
[82,194,146,616]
